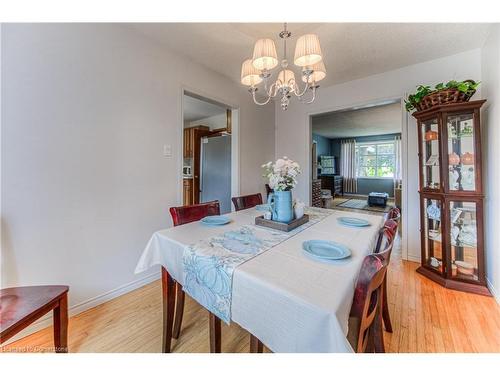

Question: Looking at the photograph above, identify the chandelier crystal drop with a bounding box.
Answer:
[240,23,326,110]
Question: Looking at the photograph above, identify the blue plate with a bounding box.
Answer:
[255,204,271,212]
[302,240,351,260]
[201,215,231,226]
[337,217,371,227]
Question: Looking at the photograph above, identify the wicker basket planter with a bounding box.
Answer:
[406,80,479,113]
[415,86,476,111]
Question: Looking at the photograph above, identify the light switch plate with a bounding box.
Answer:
[163,144,172,157]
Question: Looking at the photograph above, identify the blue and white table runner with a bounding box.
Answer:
[182,207,332,323]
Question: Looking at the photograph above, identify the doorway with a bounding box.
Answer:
[308,99,406,253]
[182,92,235,214]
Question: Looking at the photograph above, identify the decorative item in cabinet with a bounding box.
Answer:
[449,199,481,281]
[446,112,478,191]
[311,179,322,208]
[420,117,441,190]
[421,195,444,274]
[413,100,489,296]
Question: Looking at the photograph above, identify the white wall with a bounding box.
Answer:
[481,25,500,303]
[186,113,227,130]
[275,49,482,262]
[1,24,275,320]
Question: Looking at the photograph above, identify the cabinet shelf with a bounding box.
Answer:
[427,237,442,243]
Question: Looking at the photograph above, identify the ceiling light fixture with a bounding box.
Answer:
[240,23,326,110]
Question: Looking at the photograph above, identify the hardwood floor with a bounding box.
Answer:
[2,231,500,353]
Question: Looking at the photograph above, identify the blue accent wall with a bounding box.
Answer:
[330,133,401,197]
[312,133,331,158]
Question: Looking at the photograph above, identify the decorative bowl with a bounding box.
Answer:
[461,152,475,165]
[430,257,440,268]
[426,202,441,221]
[449,152,460,166]
[425,130,439,141]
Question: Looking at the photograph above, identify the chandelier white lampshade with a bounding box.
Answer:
[252,38,279,71]
[241,59,263,86]
[276,69,296,87]
[294,34,323,67]
[243,24,326,110]
[302,61,326,84]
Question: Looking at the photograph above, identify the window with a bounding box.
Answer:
[356,141,395,178]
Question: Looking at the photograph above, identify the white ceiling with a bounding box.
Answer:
[130,23,492,88]
[312,101,401,139]
[183,93,227,122]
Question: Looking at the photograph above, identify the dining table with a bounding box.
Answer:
[135,206,384,353]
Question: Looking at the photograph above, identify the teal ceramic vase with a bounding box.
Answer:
[267,190,294,223]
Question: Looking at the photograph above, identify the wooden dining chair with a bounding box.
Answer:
[373,225,397,337]
[164,200,221,353]
[347,255,387,353]
[231,193,263,211]
[0,285,69,352]
[169,200,220,226]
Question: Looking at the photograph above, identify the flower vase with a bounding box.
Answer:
[267,190,294,223]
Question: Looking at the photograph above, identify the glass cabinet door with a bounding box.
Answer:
[447,112,476,191]
[422,197,443,273]
[449,201,479,281]
[421,118,441,190]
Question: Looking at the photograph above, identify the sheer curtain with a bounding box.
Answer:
[340,139,357,193]
[394,135,402,187]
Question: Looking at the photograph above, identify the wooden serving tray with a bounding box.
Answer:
[255,214,309,232]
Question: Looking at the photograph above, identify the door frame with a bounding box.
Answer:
[179,86,240,208]
[306,96,410,260]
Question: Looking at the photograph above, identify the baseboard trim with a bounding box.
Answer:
[486,277,500,305]
[406,254,421,263]
[1,271,161,346]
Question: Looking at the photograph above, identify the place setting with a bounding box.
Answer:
[200,215,232,226]
[302,239,352,263]
[336,216,372,228]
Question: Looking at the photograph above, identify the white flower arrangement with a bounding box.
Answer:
[262,157,301,191]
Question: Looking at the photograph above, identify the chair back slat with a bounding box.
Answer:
[387,207,401,222]
[359,266,386,353]
[374,219,398,254]
[169,200,220,226]
[349,255,387,353]
[232,193,263,211]
[375,227,395,266]
[384,219,398,236]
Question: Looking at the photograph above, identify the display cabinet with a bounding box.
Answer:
[413,100,489,295]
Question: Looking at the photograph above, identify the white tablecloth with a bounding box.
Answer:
[135,207,383,353]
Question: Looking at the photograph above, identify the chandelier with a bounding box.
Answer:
[240,23,326,110]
